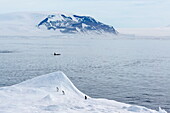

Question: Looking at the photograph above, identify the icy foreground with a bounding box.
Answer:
[0,72,167,113]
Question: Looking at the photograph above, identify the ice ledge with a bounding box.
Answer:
[0,71,167,113]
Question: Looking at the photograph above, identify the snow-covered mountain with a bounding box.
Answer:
[37,14,117,34]
[0,12,118,36]
[0,71,167,113]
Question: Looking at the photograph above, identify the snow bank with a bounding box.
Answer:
[15,71,85,97]
[0,71,167,113]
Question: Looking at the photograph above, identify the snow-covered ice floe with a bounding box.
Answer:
[0,71,167,113]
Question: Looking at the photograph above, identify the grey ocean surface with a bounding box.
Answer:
[0,36,170,112]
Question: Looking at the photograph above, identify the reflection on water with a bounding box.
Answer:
[0,36,170,112]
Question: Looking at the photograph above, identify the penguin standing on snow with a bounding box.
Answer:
[56,87,59,92]
[85,95,87,100]
[62,90,65,95]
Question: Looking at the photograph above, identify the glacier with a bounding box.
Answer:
[0,71,167,113]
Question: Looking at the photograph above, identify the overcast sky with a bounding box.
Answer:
[0,0,170,28]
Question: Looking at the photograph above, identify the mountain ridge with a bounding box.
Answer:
[37,13,118,34]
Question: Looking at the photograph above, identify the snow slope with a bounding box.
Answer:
[0,71,167,113]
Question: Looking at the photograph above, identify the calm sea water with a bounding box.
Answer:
[0,36,170,112]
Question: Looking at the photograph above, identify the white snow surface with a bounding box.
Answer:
[0,71,167,113]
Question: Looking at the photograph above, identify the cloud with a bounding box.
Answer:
[0,0,170,28]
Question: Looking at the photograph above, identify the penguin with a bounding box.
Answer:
[56,87,59,92]
[62,90,65,95]
[85,95,87,100]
